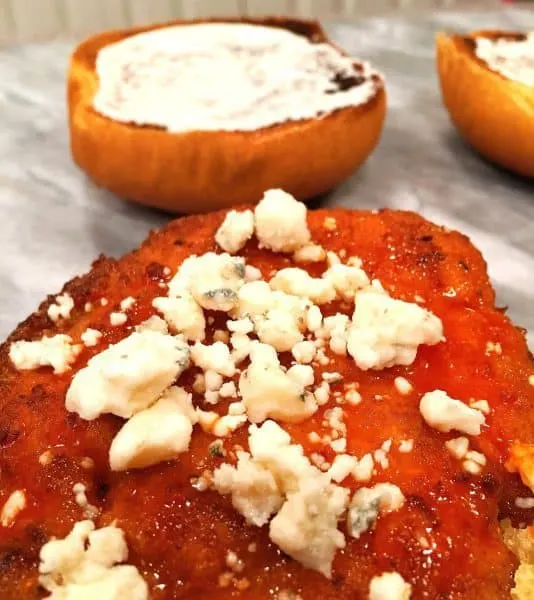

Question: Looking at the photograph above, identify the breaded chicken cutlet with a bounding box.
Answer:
[0,190,533,600]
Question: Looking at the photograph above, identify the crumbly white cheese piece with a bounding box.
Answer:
[445,436,470,459]
[110,311,128,326]
[346,483,405,539]
[81,328,102,347]
[120,296,136,311]
[347,290,443,370]
[153,292,206,341]
[293,243,326,263]
[190,253,245,312]
[394,377,413,395]
[255,293,310,353]
[109,387,197,471]
[270,268,336,304]
[324,263,370,300]
[292,340,317,364]
[269,474,349,578]
[213,421,315,522]
[215,421,352,577]
[419,390,485,436]
[244,265,262,282]
[1,490,26,527]
[72,483,99,519]
[93,23,378,132]
[352,454,375,482]
[248,421,319,491]
[369,571,412,600]
[230,332,252,364]
[233,282,309,353]
[219,381,237,398]
[398,439,414,454]
[269,267,336,304]
[239,343,317,423]
[47,293,74,322]
[475,33,534,87]
[205,370,223,392]
[196,409,219,432]
[463,450,487,475]
[212,414,248,437]
[215,210,255,254]
[232,281,273,318]
[135,316,169,334]
[287,364,315,387]
[168,252,245,312]
[213,451,284,526]
[306,304,323,332]
[9,334,81,374]
[321,314,350,337]
[191,341,235,377]
[314,381,331,406]
[38,520,148,599]
[227,317,254,335]
[320,313,350,355]
[254,190,311,253]
[469,399,490,415]
[254,307,305,352]
[328,454,358,483]
[66,329,190,420]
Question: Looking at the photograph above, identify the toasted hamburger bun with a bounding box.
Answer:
[436,30,534,178]
[68,17,386,213]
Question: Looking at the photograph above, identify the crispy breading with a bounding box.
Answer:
[0,208,533,599]
[502,521,534,600]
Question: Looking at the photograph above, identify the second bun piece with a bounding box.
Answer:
[437,30,534,178]
[68,17,386,213]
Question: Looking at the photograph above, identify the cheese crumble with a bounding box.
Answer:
[347,290,443,370]
[81,328,102,347]
[38,520,148,599]
[66,329,190,420]
[110,311,128,326]
[419,390,485,436]
[369,571,412,600]
[109,386,196,471]
[254,189,311,253]
[240,343,317,423]
[1,490,26,527]
[47,293,74,322]
[215,209,255,254]
[347,483,405,539]
[153,292,206,341]
[9,334,81,374]
[394,377,413,395]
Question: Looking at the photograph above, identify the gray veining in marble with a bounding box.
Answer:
[0,9,533,347]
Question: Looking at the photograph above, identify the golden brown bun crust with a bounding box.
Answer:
[68,17,386,213]
[436,30,534,178]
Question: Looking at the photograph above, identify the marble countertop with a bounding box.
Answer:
[0,8,533,346]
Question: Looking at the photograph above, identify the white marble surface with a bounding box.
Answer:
[0,9,533,346]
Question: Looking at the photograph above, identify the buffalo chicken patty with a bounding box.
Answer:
[0,190,533,599]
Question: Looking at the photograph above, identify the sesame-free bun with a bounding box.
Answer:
[436,30,534,178]
[68,17,386,213]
